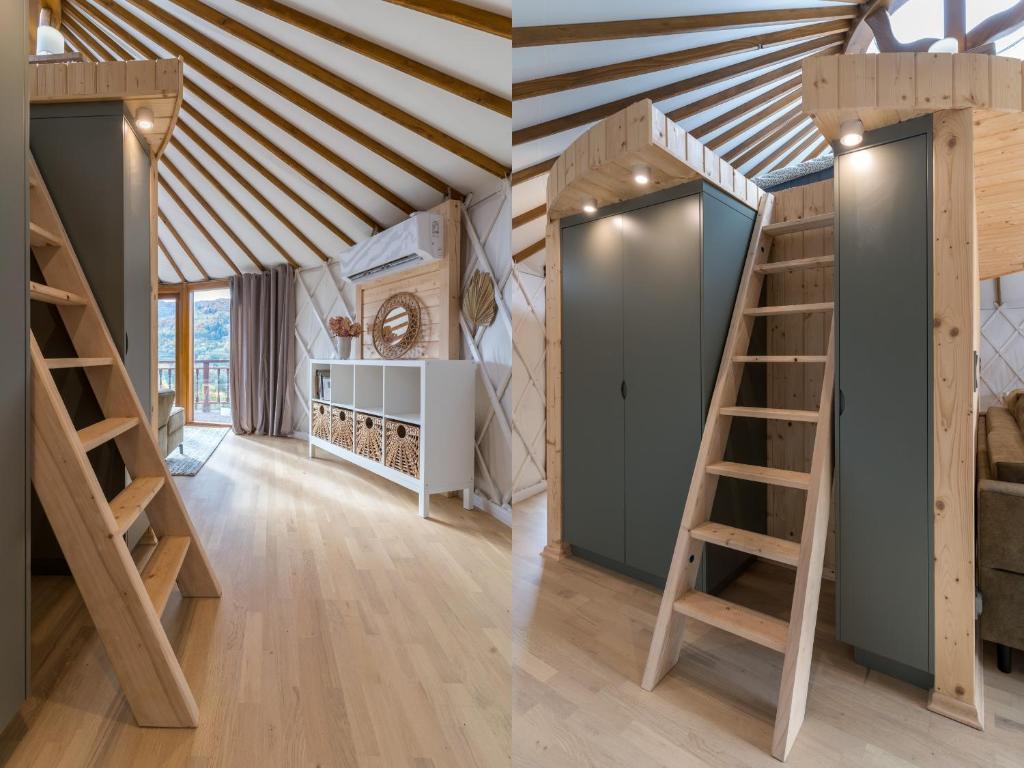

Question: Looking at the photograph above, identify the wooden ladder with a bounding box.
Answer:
[641,195,835,762]
[27,157,220,727]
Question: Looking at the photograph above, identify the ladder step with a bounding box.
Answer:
[734,355,828,364]
[745,302,833,317]
[30,281,86,307]
[110,476,165,536]
[707,461,810,490]
[754,255,834,274]
[761,212,834,236]
[673,591,789,653]
[690,522,802,567]
[720,406,818,423]
[140,536,190,616]
[29,222,62,248]
[78,417,138,452]
[46,357,114,369]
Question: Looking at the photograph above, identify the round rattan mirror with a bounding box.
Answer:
[372,292,421,359]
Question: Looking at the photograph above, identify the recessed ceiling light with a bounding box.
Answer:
[135,106,155,131]
[582,199,597,214]
[632,164,650,185]
[839,118,864,148]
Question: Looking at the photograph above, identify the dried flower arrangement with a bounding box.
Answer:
[328,316,362,338]
[462,270,497,335]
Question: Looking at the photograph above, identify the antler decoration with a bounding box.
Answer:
[864,0,1024,54]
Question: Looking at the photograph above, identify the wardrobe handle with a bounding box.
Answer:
[621,380,627,399]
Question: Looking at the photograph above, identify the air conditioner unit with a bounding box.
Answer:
[341,212,444,283]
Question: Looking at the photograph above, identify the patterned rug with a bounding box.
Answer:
[166,425,229,476]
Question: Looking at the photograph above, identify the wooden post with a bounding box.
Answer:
[928,108,984,730]
[543,220,568,559]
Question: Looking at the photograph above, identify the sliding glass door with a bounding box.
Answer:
[191,287,231,424]
[157,295,180,401]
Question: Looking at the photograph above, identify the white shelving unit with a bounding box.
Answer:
[308,358,476,518]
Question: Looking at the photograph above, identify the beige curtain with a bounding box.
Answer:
[229,265,294,436]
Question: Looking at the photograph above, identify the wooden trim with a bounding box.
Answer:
[157,175,242,276]
[512,204,545,229]
[513,20,850,100]
[160,0,508,178]
[927,108,984,731]
[438,199,462,360]
[155,58,182,159]
[513,34,845,146]
[513,7,857,47]
[382,0,511,39]
[80,0,435,206]
[542,220,567,559]
[232,0,509,116]
[511,158,556,186]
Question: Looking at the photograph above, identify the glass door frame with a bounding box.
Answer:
[157,278,230,425]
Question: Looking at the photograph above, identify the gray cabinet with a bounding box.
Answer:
[0,0,29,726]
[29,101,153,570]
[561,182,762,585]
[835,118,933,688]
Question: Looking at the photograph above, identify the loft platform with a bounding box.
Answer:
[29,58,183,156]
[802,52,1024,279]
[545,99,763,221]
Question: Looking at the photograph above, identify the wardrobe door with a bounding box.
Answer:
[622,195,702,580]
[836,132,932,680]
[562,216,626,562]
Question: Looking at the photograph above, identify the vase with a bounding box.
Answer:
[334,336,352,359]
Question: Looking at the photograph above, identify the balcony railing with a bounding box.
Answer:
[158,358,231,421]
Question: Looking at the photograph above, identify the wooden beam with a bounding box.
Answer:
[158,176,243,275]
[543,220,567,558]
[512,204,545,229]
[159,0,508,177]
[158,209,211,281]
[511,158,556,186]
[382,0,511,39]
[667,60,805,122]
[750,127,820,176]
[703,91,803,152]
[513,34,845,145]
[231,0,509,116]
[927,107,984,731]
[513,6,857,47]
[157,240,186,283]
[687,74,801,138]
[81,0,450,199]
[72,0,403,223]
[513,238,544,264]
[945,0,967,49]
[513,20,850,100]
[727,112,808,168]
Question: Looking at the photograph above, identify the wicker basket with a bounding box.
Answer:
[355,412,383,462]
[330,407,354,451]
[384,419,420,478]
[311,401,330,441]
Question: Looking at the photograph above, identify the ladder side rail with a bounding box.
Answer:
[30,338,198,727]
[771,320,836,761]
[642,193,775,691]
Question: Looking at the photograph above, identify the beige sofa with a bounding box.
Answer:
[977,398,1024,674]
[158,389,185,458]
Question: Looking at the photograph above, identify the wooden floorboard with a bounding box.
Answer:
[513,493,1024,767]
[0,434,511,767]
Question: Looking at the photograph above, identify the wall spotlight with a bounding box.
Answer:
[839,118,864,148]
[632,164,650,185]
[582,199,597,214]
[135,106,155,131]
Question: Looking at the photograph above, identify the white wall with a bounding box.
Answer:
[981,273,1024,411]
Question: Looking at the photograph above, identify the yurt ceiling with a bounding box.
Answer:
[55,0,512,283]
[511,0,887,268]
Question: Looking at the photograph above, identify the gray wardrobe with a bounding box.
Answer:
[561,182,764,586]
[834,118,934,688]
[29,100,154,570]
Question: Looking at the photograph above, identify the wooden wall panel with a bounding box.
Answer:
[766,179,836,577]
[357,200,461,360]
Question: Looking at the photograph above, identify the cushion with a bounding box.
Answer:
[157,389,176,426]
[980,566,1024,650]
[985,406,1024,482]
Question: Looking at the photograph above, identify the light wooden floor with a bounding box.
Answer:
[513,493,1024,768]
[1,434,511,768]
